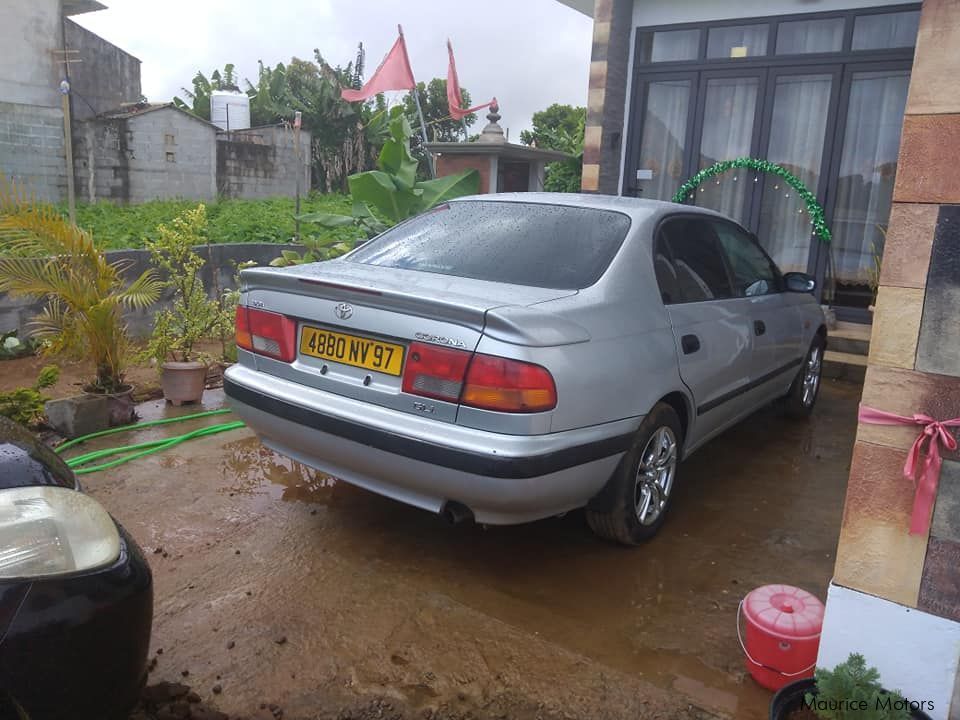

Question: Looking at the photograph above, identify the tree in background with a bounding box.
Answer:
[174,49,390,193]
[403,78,477,144]
[173,64,242,120]
[400,78,478,179]
[244,52,389,192]
[520,104,586,193]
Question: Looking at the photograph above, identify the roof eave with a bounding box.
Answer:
[554,0,594,18]
[425,142,572,163]
[62,0,108,17]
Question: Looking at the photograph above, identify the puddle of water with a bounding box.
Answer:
[135,388,230,423]
[221,437,338,507]
[215,381,860,719]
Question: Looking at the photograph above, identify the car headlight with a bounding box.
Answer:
[0,486,121,580]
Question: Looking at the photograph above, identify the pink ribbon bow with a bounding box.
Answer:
[858,405,960,535]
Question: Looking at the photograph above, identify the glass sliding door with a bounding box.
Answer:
[756,70,837,273]
[622,5,920,321]
[635,77,694,201]
[694,73,762,225]
[829,67,910,309]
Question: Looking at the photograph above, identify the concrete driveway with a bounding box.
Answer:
[77,379,861,720]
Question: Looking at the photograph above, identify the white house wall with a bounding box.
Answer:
[817,583,960,720]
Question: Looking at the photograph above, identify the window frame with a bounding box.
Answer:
[624,4,919,323]
[652,213,740,306]
[624,5,920,199]
[633,3,921,69]
[709,217,786,297]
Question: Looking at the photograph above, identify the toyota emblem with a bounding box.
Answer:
[334,303,354,320]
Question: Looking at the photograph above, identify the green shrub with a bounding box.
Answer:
[0,365,60,426]
[806,654,911,720]
[54,194,363,251]
[1,331,40,360]
[141,205,234,364]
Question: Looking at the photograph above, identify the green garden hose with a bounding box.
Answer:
[55,408,246,475]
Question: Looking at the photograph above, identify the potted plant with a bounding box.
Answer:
[143,204,231,405]
[0,176,160,428]
[770,654,932,720]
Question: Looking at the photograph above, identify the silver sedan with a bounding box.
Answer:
[225,193,826,545]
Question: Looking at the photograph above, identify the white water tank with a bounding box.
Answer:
[210,90,250,131]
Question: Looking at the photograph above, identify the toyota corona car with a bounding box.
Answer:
[225,194,826,545]
[0,416,153,719]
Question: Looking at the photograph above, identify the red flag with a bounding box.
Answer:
[447,40,495,121]
[341,33,416,102]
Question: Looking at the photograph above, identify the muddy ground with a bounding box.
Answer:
[65,380,860,720]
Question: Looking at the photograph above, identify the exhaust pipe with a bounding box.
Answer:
[440,501,474,526]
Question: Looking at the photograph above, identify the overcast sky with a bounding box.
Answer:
[72,0,593,136]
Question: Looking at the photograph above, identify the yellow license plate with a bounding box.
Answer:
[299,326,405,376]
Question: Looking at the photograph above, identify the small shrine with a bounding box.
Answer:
[426,102,571,194]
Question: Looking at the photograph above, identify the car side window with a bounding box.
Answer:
[713,221,781,297]
[655,218,734,304]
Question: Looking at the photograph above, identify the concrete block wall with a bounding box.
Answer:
[63,19,141,121]
[0,101,66,202]
[0,0,61,109]
[73,117,130,202]
[216,126,311,199]
[74,108,218,203]
[125,109,217,202]
[0,242,300,339]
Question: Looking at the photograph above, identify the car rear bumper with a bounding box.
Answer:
[224,364,638,524]
[0,524,153,720]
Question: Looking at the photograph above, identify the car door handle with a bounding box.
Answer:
[681,334,700,355]
[754,320,766,336]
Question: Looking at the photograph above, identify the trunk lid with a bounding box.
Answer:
[242,260,576,330]
[239,260,577,422]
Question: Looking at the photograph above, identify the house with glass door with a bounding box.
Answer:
[562,2,960,715]
[562,0,920,323]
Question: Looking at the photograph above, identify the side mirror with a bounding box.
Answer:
[784,272,816,293]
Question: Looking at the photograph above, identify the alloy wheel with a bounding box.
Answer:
[802,345,822,407]
[634,426,677,526]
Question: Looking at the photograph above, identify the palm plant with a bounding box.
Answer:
[0,177,161,393]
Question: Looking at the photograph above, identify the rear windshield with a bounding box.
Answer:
[346,201,631,290]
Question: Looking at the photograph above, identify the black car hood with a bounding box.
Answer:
[0,416,77,490]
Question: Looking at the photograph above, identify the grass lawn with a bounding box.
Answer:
[63,194,360,250]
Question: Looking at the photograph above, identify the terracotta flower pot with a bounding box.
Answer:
[160,361,207,406]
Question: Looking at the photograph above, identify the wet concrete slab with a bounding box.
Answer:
[72,380,861,720]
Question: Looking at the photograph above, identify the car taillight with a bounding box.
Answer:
[235,306,297,362]
[401,342,557,413]
[462,354,557,413]
[401,342,472,402]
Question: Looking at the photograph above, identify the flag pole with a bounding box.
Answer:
[399,24,435,178]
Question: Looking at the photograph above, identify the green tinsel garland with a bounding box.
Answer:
[672,157,832,245]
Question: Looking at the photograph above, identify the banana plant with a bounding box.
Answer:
[347,106,479,224]
[292,106,479,261]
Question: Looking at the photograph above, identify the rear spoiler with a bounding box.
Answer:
[483,306,591,347]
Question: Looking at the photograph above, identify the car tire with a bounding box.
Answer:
[784,336,825,419]
[586,402,683,546]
